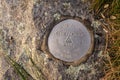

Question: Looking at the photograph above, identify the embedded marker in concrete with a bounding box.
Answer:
[48,19,93,62]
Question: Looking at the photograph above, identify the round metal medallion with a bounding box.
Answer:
[48,19,93,62]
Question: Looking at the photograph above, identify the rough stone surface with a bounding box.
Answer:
[0,0,106,80]
[48,19,92,62]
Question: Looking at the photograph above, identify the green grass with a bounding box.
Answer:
[91,0,120,80]
[6,56,33,80]
[5,56,46,80]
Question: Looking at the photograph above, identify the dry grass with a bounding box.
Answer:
[91,0,120,80]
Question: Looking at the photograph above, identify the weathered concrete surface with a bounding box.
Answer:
[0,0,106,80]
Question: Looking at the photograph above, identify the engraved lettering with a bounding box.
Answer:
[48,19,92,62]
